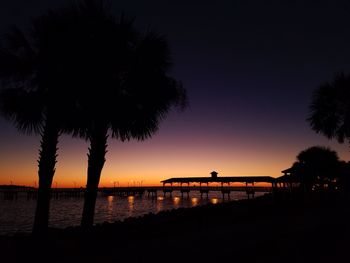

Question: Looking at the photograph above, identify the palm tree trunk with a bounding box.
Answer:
[33,118,59,235]
[81,127,108,228]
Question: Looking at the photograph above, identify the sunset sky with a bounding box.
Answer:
[1,0,350,187]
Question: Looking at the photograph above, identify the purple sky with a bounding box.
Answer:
[1,0,350,186]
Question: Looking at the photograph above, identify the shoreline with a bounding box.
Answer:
[0,190,262,236]
[1,193,349,262]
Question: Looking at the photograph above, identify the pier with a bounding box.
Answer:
[161,171,277,199]
[0,187,86,200]
[0,185,272,200]
[0,172,288,200]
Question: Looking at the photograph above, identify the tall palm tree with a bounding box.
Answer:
[308,72,350,143]
[0,2,88,234]
[0,31,61,235]
[65,6,187,227]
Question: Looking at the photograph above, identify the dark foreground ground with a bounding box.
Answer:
[1,192,349,263]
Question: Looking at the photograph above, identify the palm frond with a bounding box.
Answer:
[308,71,350,143]
[0,88,44,134]
[0,30,35,83]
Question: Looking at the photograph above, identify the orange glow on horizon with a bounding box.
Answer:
[1,129,350,188]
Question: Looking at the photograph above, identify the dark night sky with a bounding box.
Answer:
[1,0,350,186]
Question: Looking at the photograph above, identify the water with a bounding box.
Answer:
[0,191,264,235]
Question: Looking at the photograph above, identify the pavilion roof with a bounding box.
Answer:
[161,176,276,184]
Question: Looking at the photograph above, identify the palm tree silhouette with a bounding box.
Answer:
[66,6,187,228]
[308,72,350,144]
[0,30,66,234]
[0,1,96,234]
[295,146,340,191]
[0,0,187,230]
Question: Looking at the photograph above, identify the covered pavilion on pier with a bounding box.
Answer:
[161,171,278,198]
[161,171,276,187]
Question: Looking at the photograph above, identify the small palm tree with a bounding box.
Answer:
[308,72,350,143]
[296,146,340,191]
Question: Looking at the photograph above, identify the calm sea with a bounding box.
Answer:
[0,190,264,235]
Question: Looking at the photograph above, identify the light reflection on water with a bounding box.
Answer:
[211,198,219,204]
[127,196,135,217]
[191,197,199,206]
[0,191,264,235]
[107,196,114,221]
[173,197,180,208]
